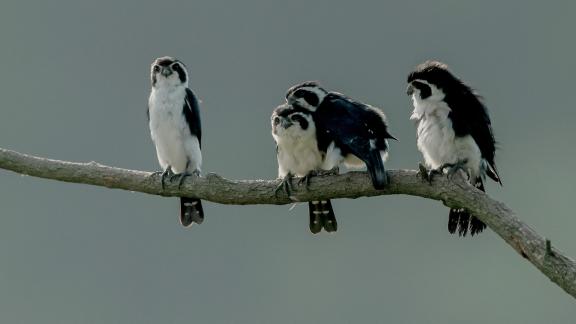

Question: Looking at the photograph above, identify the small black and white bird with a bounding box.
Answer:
[285,81,396,190]
[406,60,502,236]
[271,103,338,234]
[147,56,204,227]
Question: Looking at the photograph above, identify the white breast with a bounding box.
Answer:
[148,86,201,174]
[412,98,482,179]
[274,128,323,177]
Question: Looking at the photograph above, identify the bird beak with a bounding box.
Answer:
[280,118,293,128]
[161,67,172,77]
[406,84,415,96]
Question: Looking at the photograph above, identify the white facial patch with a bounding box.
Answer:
[410,80,446,120]
[154,72,186,88]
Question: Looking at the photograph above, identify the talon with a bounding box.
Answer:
[419,163,441,184]
[445,159,469,180]
[316,167,339,176]
[325,166,340,176]
[153,167,174,190]
[275,174,294,197]
[418,163,430,182]
[170,172,192,190]
[297,171,316,189]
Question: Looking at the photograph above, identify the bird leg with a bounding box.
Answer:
[419,160,470,184]
[445,159,470,181]
[297,167,340,189]
[418,163,443,184]
[171,169,201,190]
[297,173,312,188]
[275,173,294,197]
[318,166,340,176]
[151,166,174,190]
[297,171,319,189]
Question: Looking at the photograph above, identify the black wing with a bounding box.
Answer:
[183,88,202,147]
[447,90,501,185]
[315,93,395,189]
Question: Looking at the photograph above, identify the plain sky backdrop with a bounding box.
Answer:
[1,0,575,323]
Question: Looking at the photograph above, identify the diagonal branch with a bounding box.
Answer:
[1,146,575,299]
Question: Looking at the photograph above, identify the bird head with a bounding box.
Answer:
[406,60,455,103]
[151,56,188,88]
[271,104,315,141]
[285,81,328,112]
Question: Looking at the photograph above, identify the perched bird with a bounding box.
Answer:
[285,81,396,190]
[147,56,204,227]
[406,60,502,236]
[271,103,337,234]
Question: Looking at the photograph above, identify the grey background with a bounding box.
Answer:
[0,0,575,323]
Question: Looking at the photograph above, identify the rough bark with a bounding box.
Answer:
[1,146,575,299]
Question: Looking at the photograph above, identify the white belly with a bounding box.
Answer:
[276,136,323,177]
[149,88,201,174]
[416,112,482,179]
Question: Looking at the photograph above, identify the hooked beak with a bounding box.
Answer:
[280,118,293,128]
[272,117,293,132]
[161,67,172,77]
[406,83,415,96]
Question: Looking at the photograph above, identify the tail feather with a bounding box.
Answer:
[365,150,387,190]
[470,217,487,236]
[447,209,459,234]
[486,164,503,186]
[469,179,487,235]
[457,210,470,236]
[180,197,204,227]
[447,178,487,236]
[321,200,337,232]
[308,200,337,234]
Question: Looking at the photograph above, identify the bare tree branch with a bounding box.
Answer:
[1,146,575,299]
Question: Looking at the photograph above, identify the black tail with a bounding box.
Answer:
[308,200,337,234]
[180,197,204,227]
[365,150,387,190]
[447,179,486,236]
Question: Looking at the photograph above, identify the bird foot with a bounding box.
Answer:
[297,167,340,188]
[419,160,469,184]
[171,170,200,190]
[297,171,317,189]
[418,163,442,184]
[444,159,469,181]
[151,167,174,190]
[318,166,340,176]
[275,174,294,198]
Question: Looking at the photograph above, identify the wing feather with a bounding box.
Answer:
[447,90,501,184]
[183,88,202,147]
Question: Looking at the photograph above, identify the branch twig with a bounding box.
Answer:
[1,147,575,299]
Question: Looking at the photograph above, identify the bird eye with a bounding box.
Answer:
[290,115,300,121]
[153,65,160,72]
[273,117,280,125]
[171,63,179,70]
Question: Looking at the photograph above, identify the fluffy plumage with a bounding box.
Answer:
[148,56,204,227]
[271,103,337,233]
[407,60,502,236]
[286,81,396,189]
